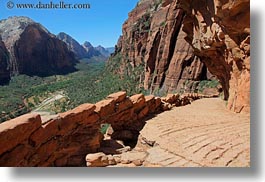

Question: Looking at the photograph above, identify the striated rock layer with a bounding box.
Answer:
[109,0,250,113]
[180,0,250,113]
[0,16,77,79]
[110,0,213,94]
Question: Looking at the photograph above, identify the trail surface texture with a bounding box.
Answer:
[138,98,250,167]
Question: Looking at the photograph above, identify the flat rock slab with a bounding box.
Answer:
[140,98,250,167]
[120,151,147,164]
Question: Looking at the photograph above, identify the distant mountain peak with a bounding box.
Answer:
[0,16,34,24]
[96,45,104,49]
[94,45,111,57]
[0,16,50,49]
[57,32,87,59]
[0,16,77,84]
[57,33,107,61]
[83,41,93,48]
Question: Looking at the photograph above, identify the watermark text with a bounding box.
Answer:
[6,1,91,10]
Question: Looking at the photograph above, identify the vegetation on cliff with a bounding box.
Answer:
[107,0,250,113]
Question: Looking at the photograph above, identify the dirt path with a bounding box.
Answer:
[33,93,65,112]
[32,92,66,123]
[138,98,250,167]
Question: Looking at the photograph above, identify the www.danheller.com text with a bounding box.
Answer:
[6,0,91,10]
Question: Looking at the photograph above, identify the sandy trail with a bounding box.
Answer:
[33,93,65,112]
[31,93,65,123]
[139,98,250,167]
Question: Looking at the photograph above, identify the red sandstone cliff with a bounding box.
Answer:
[180,0,250,113]
[109,0,250,113]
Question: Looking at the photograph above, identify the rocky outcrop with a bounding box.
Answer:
[57,33,111,60]
[0,91,206,167]
[179,0,250,113]
[95,46,111,57]
[109,0,250,113]
[82,41,102,58]
[0,16,77,78]
[110,0,213,95]
[0,37,10,84]
[57,32,87,59]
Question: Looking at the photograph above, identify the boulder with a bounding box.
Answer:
[0,113,41,156]
[107,91,127,103]
[95,99,115,118]
[86,152,109,167]
[115,98,133,113]
[120,151,147,166]
[130,94,146,113]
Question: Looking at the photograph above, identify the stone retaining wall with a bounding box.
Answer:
[0,91,202,167]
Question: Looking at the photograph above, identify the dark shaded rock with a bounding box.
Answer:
[57,32,110,62]
[95,46,115,57]
[83,41,101,58]
[95,45,110,57]
[0,37,10,84]
[57,32,87,59]
[0,16,77,77]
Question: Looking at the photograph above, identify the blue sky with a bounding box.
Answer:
[0,0,139,47]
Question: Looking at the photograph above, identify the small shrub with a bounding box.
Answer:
[100,124,110,134]
[197,79,220,93]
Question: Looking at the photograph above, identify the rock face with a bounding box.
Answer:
[82,41,102,58]
[109,0,250,113]
[57,32,112,60]
[0,37,10,84]
[0,16,77,78]
[95,45,111,57]
[57,32,87,59]
[179,0,250,113]
[95,46,115,57]
[109,0,213,94]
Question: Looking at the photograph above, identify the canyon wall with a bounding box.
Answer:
[109,0,250,113]
[0,91,200,167]
[179,0,250,113]
[0,37,10,84]
[57,32,88,59]
[111,0,214,95]
[0,16,77,80]
[57,32,108,60]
